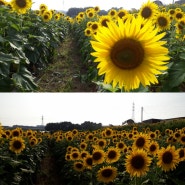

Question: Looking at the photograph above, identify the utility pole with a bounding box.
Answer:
[141,107,143,122]
[132,102,135,122]
[41,115,44,126]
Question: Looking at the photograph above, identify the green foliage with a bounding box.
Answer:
[0,6,70,92]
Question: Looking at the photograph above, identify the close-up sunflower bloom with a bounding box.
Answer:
[90,16,169,91]
[132,133,150,150]
[10,0,32,14]
[97,166,117,183]
[9,137,25,154]
[92,149,105,164]
[73,161,85,172]
[157,145,179,172]
[125,149,152,177]
[106,147,121,163]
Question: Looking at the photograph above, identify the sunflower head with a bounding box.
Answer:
[90,16,169,91]
[157,145,179,172]
[125,149,152,177]
[97,166,117,183]
[139,0,159,20]
[9,137,25,154]
[11,0,32,14]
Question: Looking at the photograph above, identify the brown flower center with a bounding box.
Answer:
[16,0,26,8]
[101,169,113,177]
[158,17,168,27]
[110,39,144,69]
[141,7,152,19]
[131,155,145,169]
[162,151,173,164]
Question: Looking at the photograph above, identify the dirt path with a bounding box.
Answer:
[36,36,97,92]
[35,153,62,185]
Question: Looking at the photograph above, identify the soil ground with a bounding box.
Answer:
[36,36,97,92]
[35,153,62,185]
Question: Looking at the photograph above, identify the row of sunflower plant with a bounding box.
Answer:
[0,0,71,92]
[49,119,185,185]
[71,1,185,92]
[0,124,50,185]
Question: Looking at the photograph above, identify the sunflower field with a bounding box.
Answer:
[1,0,185,92]
[0,119,185,185]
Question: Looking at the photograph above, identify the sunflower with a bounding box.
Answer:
[65,153,71,161]
[10,0,32,14]
[9,137,25,154]
[117,9,128,19]
[90,22,99,34]
[106,147,121,163]
[84,155,93,169]
[154,12,171,32]
[157,145,179,172]
[177,148,185,162]
[139,0,159,20]
[175,18,185,37]
[84,28,92,37]
[70,151,81,161]
[90,16,169,91]
[80,151,89,159]
[168,9,175,17]
[175,11,184,20]
[147,141,159,156]
[108,9,117,19]
[39,3,47,10]
[29,137,38,147]
[125,149,152,177]
[54,13,61,21]
[94,6,100,12]
[104,128,114,138]
[42,10,52,22]
[96,138,107,149]
[99,15,111,28]
[0,0,7,6]
[80,142,87,150]
[92,149,105,164]
[180,134,185,145]
[132,133,150,150]
[97,166,117,183]
[116,141,126,151]
[11,128,21,137]
[86,10,95,19]
[73,161,85,172]
[86,133,94,141]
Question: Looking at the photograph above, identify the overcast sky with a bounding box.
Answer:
[0,93,184,127]
[6,0,175,11]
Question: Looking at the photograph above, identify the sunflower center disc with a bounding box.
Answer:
[141,7,152,18]
[158,17,167,27]
[111,39,144,69]
[131,155,145,169]
[16,0,26,8]
[102,169,113,177]
[162,151,173,164]
[13,141,22,149]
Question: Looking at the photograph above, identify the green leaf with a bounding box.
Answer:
[12,66,38,91]
[163,61,185,90]
[179,52,185,60]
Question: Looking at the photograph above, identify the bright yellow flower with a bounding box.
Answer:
[91,16,169,91]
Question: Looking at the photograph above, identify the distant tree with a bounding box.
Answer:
[175,0,185,4]
[153,0,163,6]
[67,7,85,17]
[81,121,102,131]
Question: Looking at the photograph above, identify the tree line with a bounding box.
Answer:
[45,121,102,132]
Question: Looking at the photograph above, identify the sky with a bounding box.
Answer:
[0,93,184,127]
[7,0,175,11]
